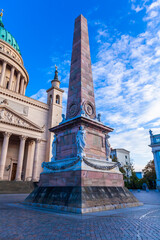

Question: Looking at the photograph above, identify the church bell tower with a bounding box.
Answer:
[46,66,64,162]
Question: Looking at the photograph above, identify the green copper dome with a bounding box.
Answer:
[0,14,21,55]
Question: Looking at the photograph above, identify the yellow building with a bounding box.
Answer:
[0,12,63,181]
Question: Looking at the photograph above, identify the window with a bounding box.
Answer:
[56,95,60,104]
[6,81,9,89]
[125,155,127,159]
[49,95,52,104]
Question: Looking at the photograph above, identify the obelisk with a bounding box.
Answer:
[66,15,96,120]
[24,15,142,213]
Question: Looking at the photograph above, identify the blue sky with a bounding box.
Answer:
[1,0,160,170]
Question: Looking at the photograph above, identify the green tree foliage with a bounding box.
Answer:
[125,160,156,189]
[125,166,140,189]
[111,155,129,181]
[111,155,156,189]
[142,160,156,189]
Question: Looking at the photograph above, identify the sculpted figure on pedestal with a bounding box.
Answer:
[51,135,57,162]
[105,135,112,162]
[0,109,5,119]
[76,126,86,159]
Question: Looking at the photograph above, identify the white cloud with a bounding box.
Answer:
[147,0,160,12]
[62,87,68,114]
[92,0,160,170]
[30,89,47,103]
[131,4,144,12]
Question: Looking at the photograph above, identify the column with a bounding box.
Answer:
[32,139,41,182]
[23,80,27,95]
[153,151,160,188]
[0,132,11,180]
[15,72,21,93]
[0,61,7,87]
[8,67,15,90]
[20,78,25,94]
[24,140,35,181]
[15,135,27,181]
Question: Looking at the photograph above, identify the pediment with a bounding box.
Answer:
[0,105,44,132]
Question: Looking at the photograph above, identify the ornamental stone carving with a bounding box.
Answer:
[69,102,79,118]
[3,131,12,138]
[84,101,95,117]
[0,108,40,130]
[1,99,9,105]
[0,108,29,127]
[51,135,57,162]
[19,135,27,141]
[105,135,112,162]
[76,126,86,159]
[36,138,41,144]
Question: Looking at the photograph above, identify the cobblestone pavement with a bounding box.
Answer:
[0,191,160,240]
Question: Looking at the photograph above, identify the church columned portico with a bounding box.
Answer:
[0,131,43,181]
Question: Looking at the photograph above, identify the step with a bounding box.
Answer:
[0,181,37,194]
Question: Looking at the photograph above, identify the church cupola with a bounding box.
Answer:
[0,10,29,95]
[51,65,60,88]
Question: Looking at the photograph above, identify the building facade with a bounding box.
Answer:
[111,148,132,177]
[0,12,63,181]
[149,130,160,190]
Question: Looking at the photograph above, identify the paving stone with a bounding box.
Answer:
[0,191,160,240]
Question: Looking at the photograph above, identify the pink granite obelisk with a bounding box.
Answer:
[24,15,142,213]
[66,15,96,120]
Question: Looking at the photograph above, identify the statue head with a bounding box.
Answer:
[53,134,57,141]
[79,126,84,131]
[105,134,110,139]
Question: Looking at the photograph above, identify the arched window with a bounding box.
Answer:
[56,95,60,104]
[49,94,52,104]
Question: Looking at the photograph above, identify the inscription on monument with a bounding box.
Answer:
[59,133,76,146]
[88,132,103,149]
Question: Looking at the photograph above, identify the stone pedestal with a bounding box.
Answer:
[24,116,142,213]
[24,186,141,213]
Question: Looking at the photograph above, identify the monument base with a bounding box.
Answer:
[23,186,142,213]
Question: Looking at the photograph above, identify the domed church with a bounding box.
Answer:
[0,10,63,181]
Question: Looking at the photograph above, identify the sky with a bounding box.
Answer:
[1,0,160,171]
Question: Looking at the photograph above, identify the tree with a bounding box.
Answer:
[125,166,140,189]
[142,160,156,189]
[111,156,129,182]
